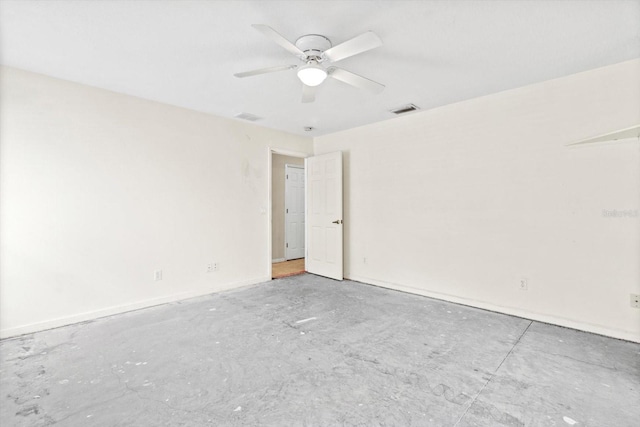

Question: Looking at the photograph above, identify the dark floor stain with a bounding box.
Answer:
[469,400,525,426]
[16,404,40,417]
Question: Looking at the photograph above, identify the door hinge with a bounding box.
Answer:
[286,208,288,213]
[286,243,288,248]
[286,174,288,179]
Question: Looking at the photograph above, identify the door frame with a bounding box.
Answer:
[267,148,310,278]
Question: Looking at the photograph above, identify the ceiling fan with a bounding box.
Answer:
[234,24,385,103]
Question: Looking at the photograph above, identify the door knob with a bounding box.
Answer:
[332,219,343,224]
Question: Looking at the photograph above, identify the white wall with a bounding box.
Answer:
[0,67,313,338]
[315,59,640,342]
[3,60,639,342]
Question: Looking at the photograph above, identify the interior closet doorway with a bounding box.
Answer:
[271,152,306,279]
[284,164,305,260]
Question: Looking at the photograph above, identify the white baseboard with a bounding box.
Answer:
[347,274,640,344]
[0,276,271,340]
[272,258,286,263]
[5,273,637,344]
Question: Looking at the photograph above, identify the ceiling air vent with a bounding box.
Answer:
[235,112,262,122]
[390,104,420,115]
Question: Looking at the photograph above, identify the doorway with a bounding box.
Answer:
[271,152,306,279]
[268,149,343,281]
[285,164,305,260]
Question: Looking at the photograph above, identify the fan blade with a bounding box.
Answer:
[322,31,382,63]
[327,67,385,93]
[301,84,317,103]
[252,24,306,58]
[234,65,297,78]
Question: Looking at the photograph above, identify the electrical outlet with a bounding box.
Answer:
[631,294,640,308]
[154,270,162,281]
[207,263,214,273]
[519,278,528,291]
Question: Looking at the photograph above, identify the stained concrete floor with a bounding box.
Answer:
[1,274,639,426]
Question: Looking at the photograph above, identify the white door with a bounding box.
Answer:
[285,164,305,260]
[305,151,343,280]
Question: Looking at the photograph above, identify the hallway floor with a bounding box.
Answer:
[272,258,305,278]
[1,274,638,426]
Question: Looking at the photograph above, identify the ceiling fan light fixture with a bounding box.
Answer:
[297,62,327,87]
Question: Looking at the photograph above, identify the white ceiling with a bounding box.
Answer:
[1,0,639,137]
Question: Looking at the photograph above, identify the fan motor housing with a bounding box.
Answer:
[295,34,332,60]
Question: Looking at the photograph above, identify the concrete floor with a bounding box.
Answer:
[1,274,639,426]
